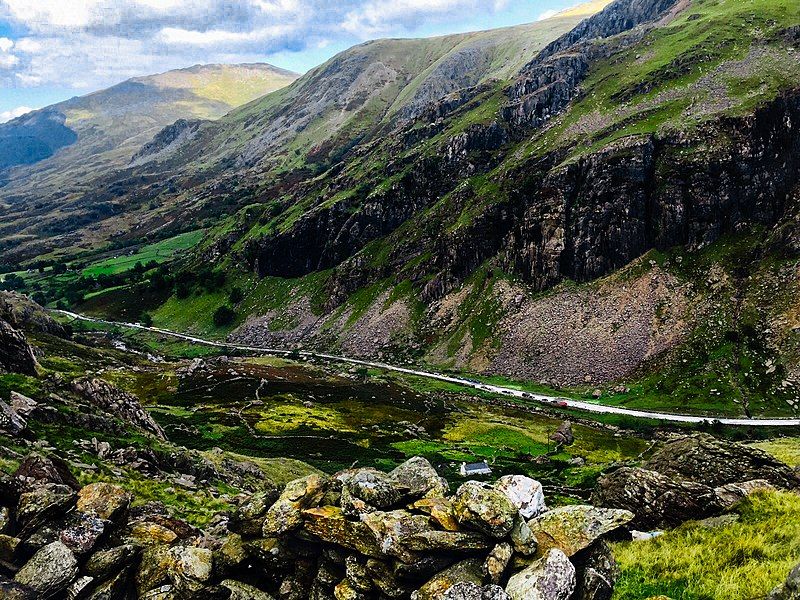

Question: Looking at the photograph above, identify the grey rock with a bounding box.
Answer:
[645,434,800,489]
[452,482,517,539]
[770,562,800,600]
[505,549,576,600]
[593,466,724,530]
[15,541,79,596]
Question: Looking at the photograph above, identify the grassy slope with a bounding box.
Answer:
[192,5,604,174]
[614,491,800,600]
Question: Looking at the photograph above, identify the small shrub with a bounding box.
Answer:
[213,306,236,327]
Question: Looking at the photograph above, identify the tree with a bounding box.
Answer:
[140,312,153,327]
[213,306,236,327]
[228,286,244,304]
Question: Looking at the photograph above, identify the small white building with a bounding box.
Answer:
[459,461,492,477]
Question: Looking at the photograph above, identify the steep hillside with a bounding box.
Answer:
[0,63,298,259]
[5,0,800,415]
[0,4,604,266]
[174,0,799,412]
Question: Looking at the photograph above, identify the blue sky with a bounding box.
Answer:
[0,0,587,120]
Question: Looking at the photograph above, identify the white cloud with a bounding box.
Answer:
[0,54,18,68]
[0,0,546,94]
[537,9,558,21]
[0,105,33,123]
[341,0,508,36]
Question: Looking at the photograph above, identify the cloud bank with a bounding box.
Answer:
[0,0,514,92]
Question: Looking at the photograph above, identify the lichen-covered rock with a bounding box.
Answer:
[389,457,450,500]
[452,482,517,539]
[229,489,281,537]
[412,558,484,600]
[484,542,513,583]
[77,482,132,521]
[510,516,537,556]
[14,541,79,596]
[263,474,328,536]
[405,529,492,553]
[136,544,214,596]
[222,579,277,599]
[527,505,633,558]
[645,435,800,489]
[85,544,140,580]
[411,497,460,531]
[505,549,576,600]
[0,534,20,561]
[443,582,511,600]
[494,476,547,519]
[303,506,383,557]
[593,467,724,530]
[342,469,401,509]
[16,483,76,527]
[126,521,179,546]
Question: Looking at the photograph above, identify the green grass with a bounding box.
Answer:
[613,491,800,600]
[82,230,204,277]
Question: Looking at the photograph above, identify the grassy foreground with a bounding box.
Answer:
[613,491,800,600]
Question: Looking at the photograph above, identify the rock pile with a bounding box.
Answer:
[0,454,633,599]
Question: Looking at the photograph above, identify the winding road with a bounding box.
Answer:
[55,309,800,428]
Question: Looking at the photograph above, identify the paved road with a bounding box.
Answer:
[55,309,800,427]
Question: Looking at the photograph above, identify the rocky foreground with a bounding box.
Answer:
[0,452,631,600]
[2,435,800,600]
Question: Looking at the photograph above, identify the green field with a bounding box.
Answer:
[81,230,204,277]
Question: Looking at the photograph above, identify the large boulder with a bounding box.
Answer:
[0,399,27,437]
[263,474,328,536]
[389,457,450,500]
[71,377,166,439]
[494,476,547,519]
[505,549,576,600]
[593,467,724,530]
[645,435,800,489]
[77,482,132,522]
[0,318,38,376]
[14,541,79,596]
[527,505,633,558]
[452,482,518,539]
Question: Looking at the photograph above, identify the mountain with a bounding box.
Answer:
[0,63,298,257]
[0,3,606,264]
[5,0,800,416]
[184,0,798,414]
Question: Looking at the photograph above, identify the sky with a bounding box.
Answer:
[0,0,586,121]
